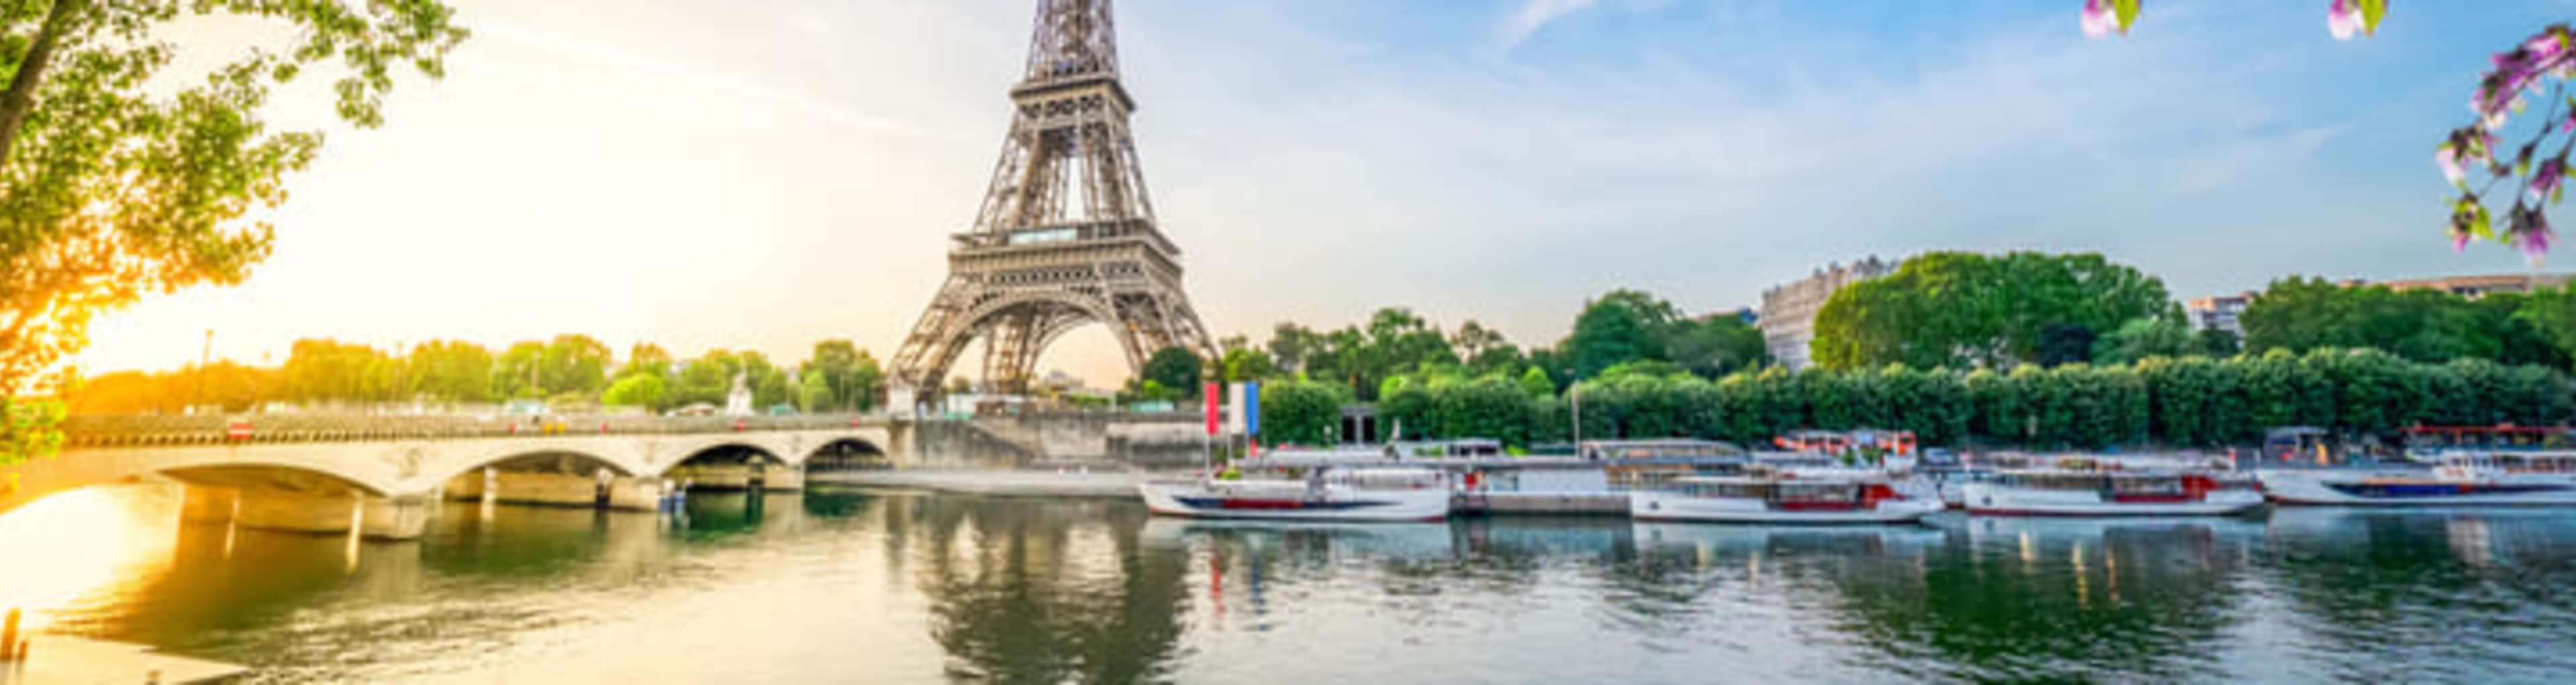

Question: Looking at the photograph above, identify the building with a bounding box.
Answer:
[2184,291,2254,337]
[1759,256,1896,371]
[2371,272,2573,299]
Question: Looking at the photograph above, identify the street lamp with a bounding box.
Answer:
[1566,368,1582,459]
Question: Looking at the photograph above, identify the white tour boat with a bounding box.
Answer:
[1138,467,1452,522]
[2259,451,2576,507]
[1629,472,1945,524]
[1961,461,2263,517]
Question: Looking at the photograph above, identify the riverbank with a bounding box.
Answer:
[0,635,246,684]
[810,469,1158,498]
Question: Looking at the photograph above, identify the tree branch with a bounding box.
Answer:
[0,0,85,169]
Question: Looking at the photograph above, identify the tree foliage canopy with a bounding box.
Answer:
[1,0,465,466]
[1811,252,2169,370]
[2241,276,2568,366]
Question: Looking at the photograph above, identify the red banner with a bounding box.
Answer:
[1204,382,1220,435]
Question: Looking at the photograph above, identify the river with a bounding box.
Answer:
[3,483,2575,684]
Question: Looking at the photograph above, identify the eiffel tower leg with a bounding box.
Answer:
[981,309,1043,395]
[892,275,983,399]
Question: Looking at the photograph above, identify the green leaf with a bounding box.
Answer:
[2112,0,2141,32]
[2357,0,2387,34]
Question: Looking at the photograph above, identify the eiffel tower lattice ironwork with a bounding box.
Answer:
[888,0,1214,400]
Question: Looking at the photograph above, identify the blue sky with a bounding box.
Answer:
[78,0,2576,384]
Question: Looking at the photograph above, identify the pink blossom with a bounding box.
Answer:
[2437,146,2465,186]
[2517,209,2555,263]
[2081,0,2116,39]
[2328,0,2361,41]
[2535,158,2567,202]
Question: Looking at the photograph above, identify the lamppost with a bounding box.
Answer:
[193,329,213,414]
[1566,368,1582,459]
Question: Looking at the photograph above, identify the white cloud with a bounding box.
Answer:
[1498,0,1604,49]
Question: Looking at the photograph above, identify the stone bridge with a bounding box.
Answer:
[0,415,908,540]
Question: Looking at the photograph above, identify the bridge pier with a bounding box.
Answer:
[360,495,432,540]
[663,463,802,492]
[180,485,238,524]
[484,471,659,511]
[440,469,492,502]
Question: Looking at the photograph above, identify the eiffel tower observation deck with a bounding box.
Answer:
[888,0,1216,403]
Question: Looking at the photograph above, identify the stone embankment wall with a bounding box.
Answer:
[936,412,1206,468]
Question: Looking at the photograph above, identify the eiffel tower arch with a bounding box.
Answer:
[889,0,1215,403]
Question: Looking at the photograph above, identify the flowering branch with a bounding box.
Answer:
[2081,0,2385,40]
[2443,25,2576,263]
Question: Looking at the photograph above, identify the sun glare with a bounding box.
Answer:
[0,486,180,633]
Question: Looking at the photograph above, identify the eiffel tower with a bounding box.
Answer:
[888,0,1214,402]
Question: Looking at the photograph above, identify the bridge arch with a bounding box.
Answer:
[660,441,788,474]
[443,449,639,481]
[916,291,1136,394]
[1,445,407,518]
[159,463,391,497]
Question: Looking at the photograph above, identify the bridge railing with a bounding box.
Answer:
[59,413,896,449]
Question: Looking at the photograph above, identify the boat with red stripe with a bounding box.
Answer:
[1140,467,1452,522]
[1630,470,1943,525]
[1963,456,2263,517]
[2260,452,2576,506]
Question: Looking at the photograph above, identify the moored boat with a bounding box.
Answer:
[1962,460,2263,517]
[2259,452,2576,507]
[1138,468,1452,522]
[1629,472,1944,524]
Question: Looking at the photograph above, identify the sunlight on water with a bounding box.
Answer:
[0,484,178,633]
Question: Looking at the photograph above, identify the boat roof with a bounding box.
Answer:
[1671,474,1884,485]
[1237,454,1752,470]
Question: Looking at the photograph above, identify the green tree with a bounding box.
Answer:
[1137,346,1203,399]
[671,349,743,409]
[1562,289,1671,378]
[602,374,667,411]
[539,334,611,395]
[1517,366,1556,397]
[1664,315,1769,378]
[2518,282,2576,366]
[409,340,493,404]
[843,350,885,411]
[1258,380,1345,447]
[621,343,674,380]
[1267,323,1326,375]
[1430,376,1535,446]
[2092,318,2198,365]
[1219,346,1277,383]
[2241,276,2565,366]
[1,1,466,466]
[490,341,546,399]
[280,338,388,404]
[796,369,833,413]
[2035,323,2098,368]
[1450,319,1507,363]
[809,339,858,407]
[1812,252,2169,370]
[2198,328,2242,357]
[755,370,792,411]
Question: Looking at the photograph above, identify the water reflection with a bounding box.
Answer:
[897,494,1189,683]
[2260,508,2576,681]
[7,486,2576,683]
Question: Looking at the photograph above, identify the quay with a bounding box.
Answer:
[0,635,246,684]
[812,468,1152,498]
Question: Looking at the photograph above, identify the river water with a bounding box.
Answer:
[3,484,2575,684]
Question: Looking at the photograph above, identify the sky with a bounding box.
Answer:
[70,0,2576,387]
